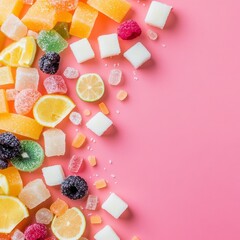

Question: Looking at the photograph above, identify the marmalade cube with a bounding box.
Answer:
[15,67,39,91]
[43,129,66,157]
[1,14,27,41]
[98,33,121,58]
[42,165,65,186]
[86,112,113,136]
[70,38,95,63]
[123,42,151,69]
[70,2,98,38]
[0,66,14,86]
[18,179,51,209]
[87,0,131,23]
[94,225,120,240]
[145,1,172,29]
[102,193,128,219]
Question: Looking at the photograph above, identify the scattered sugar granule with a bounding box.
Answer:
[90,215,102,224]
[94,179,107,189]
[63,67,79,79]
[99,102,110,115]
[116,110,120,114]
[69,111,82,125]
[110,174,116,178]
[108,69,122,86]
[88,155,97,167]
[109,160,112,164]
[84,109,91,116]
[116,90,128,101]
[147,29,158,40]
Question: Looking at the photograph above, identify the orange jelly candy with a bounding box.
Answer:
[0,89,9,114]
[72,132,86,148]
[90,215,102,224]
[88,155,97,167]
[50,198,68,217]
[70,2,98,38]
[99,102,109,115]
[94,179,107,189]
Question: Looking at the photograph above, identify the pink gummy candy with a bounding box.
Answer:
[63,67,79,79]
[43,75,67,94]
[14,89,41,115]
[117,19,142,40]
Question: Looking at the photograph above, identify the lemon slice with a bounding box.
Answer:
[33,95,75,127]
[0,36,36,67]
[0,174,9,195]
[0,195,29,233]
[76,73,105,102]
[51,207,86,240]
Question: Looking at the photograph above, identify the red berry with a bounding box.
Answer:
[117,20,142,40]
[24,223,47,240]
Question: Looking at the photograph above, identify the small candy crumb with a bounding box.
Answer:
[90,215,102,224]
[116,110,120,114]
[86,195,98,210]
[132,236,140,240]
[94,179,107,189]
[88,155,97,167]
[109,160,112,164]
[50,198,68,217]
[11,229,24,240]
[116,90,128,101]
[68,155,83,173]
[147,29,158,40]
[99,102,110,115]
[69,111,82,125]
[108,69,122,86]
[72,132,86,148]
[63,67,79,79]
[83,109,91,116]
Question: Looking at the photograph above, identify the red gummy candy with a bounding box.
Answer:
[24,223,47,240]
[14,89,41,115]
[44,75,67,94]
[117,19,142,40]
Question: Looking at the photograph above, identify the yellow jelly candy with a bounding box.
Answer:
[0,67,14,86]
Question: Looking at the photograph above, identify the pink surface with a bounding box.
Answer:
[6,0,240,239]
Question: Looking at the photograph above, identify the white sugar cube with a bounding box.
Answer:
[43,129,66,157]
[15,67,39,91]
[86,112,113,136]
[94,225,120,240]
[124,42,151,69]
[42,165,65,186]
[98,33,121,58]
[70,38,95,63]
[145,1,172,29]
[102,193,128,219]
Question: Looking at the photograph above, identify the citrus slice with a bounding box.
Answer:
[0,195,29,233]
[33,95,75,127]
[0,36,36,67]
[51,207,86,240]
[0,174,9,195]
[76,73,105,102]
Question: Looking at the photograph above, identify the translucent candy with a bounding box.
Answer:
[14,89,41,115]
[27,30,39,39]
[6,89,19,101]
[147,29,158,40]
[116,90,128,101]
[43,75,67,94]
[48,0,78,11]
[131,236,140,240]
[1,14,27,41]
[72,133,86,148]
[68,155,83,173]
[90,215,102,224]
[50,198,68,216]
[86,195,98,210]
[99,102,109,115]
[83,109,91,116]
[37,30,68,53]
[69,111,82,125]
[94,179,107,189]
[11,229,25,240]
[54,22,70,40]
[35,208,53,225]
[88,155,97,167]
[18,179,51,209]
[23,0,34,5]
[108,69,122,86]
[63,67,79,79]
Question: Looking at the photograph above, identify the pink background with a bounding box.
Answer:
[13,0,240,239]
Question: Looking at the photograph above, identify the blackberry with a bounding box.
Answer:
[61,176,88,200]
[38,52,60,74]
[0,159,8,169]
[0,132,22,160]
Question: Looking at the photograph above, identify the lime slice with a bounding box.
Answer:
[76,73,105,102]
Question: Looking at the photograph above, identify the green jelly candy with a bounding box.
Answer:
[11,140,44,172]
[37,30,68,53]
[54,22,70,40]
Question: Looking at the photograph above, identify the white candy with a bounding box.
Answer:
[70,38,95,63]
[98,33,121,58]
[43,129,66,157]
[94,225,120,240]
[42,165,65,186]
[124,42,151,69]
[102,193,128,219]
[145,1,172,29]
[86,112,113,136]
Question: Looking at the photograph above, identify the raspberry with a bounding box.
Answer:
[38,52,60,74]
[117,20,142,40]
[0,159,8,169]
[24,223,47,240]
[0,132,22,160]
[61,176,88,200]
